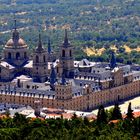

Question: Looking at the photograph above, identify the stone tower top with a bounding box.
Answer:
[36,34,44,52]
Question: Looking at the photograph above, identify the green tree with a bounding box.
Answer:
[97,105,107,124]
[5,109,10,118]
[111,103,122,120]
[126,102,134,120]
[13,112,28,126]
[83,117,89,125]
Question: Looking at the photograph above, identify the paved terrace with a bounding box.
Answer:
[92,95,140,115]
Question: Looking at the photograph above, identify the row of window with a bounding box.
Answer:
[35,55,46,63]
[62,50,72,57]
[8,52,27,59]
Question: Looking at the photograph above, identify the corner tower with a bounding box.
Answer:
[32,34,48,83]
[55,73,72,101]
[59,29,74,78]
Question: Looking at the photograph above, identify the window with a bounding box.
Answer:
[36,55,39,63]
[62,50,65,57]
[24,52,27,59]
[70,50,72,57]
[16,52,20,59]
[8,52,11,59]
[57,67,59,73]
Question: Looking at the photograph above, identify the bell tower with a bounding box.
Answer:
[32,34,48,83]
[59,29,74,78]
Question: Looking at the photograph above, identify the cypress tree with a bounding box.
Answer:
[97,105,107,124]
[126,102,134,120]
[111,103,122,120]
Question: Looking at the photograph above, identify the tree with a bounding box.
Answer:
[106,107,114,121]
[5,109,10,118]
[13,112,28,126]
[97,105,107,124]
[126,102,134,120]
[72,113,77,120]
[83,117,89,125]
[111,103,122,120]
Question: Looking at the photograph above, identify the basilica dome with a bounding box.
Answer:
[5,26,27,49]
[6,38,27,48]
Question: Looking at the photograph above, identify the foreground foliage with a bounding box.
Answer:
[0,111,140,140]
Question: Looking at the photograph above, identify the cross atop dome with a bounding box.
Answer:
[12,19,19,43]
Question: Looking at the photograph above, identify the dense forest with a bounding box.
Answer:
[0,103,140,140]
[0,0,140,63]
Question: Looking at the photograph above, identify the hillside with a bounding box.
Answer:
[0,0,140,63]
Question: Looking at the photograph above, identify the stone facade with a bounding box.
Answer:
[0,75,140,111]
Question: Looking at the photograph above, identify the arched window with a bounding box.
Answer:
[70,50,72,57]
[43,55,46,63]
[36,55,39,63]
[56,67,59,73]
[62,50,65,57]
[24,52,27,59]
[8,52,11,59]
[16,52,20,60]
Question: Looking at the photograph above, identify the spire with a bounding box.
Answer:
[48,38,51,54]
[14,19,17,30]
[50,64,56,84]
[50,64,56,90]
[61,70,66,85]
[63,29,69,45]
[110,51,117,69]
[36,33,44,51]
[12,19,19,43]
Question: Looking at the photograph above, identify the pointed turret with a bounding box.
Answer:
[50,64,56,85]
[61,70,66,85]
[12,19,19,43]
[14,18,17,30]
[110,51,117,69]
[36,34,44,52]
[48,38,51,54]
[50,64,56,90]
